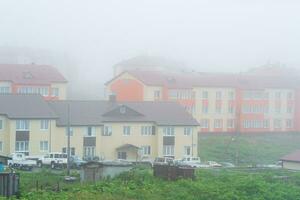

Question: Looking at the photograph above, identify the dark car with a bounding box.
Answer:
[70,156,87,169]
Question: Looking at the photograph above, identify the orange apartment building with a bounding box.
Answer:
[105,69,300,133]
[0,64,67,100]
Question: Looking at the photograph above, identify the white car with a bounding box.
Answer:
[153,157,174,166]
[179,157,202,168]
[207,161,222,167]
[8,153,37,170]
[28,152,68,169]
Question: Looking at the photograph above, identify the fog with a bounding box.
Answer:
[0,0,299,99]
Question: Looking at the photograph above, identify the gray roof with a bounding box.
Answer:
[48,101,199,126]
[0,95,199,126]
[0,94,57,119]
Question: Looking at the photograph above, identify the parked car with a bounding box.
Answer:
[8,153,37,170]
[207,161,222,167]
[28,152,68,169]
[153,157,174,166]
[220,162,235,168]
[70,156,87,169]
[178,157,202,168]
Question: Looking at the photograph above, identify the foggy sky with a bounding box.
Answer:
[0,0,300,98]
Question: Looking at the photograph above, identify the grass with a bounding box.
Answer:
[5,167,300,200]
[198,132,300,165]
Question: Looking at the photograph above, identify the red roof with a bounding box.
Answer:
[0,64,67,85]
[281,150,300,162]
[107,70,300,89]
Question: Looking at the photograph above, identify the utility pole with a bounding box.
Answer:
[67,103,71,176]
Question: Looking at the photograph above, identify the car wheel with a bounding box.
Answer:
[51,162,55,169]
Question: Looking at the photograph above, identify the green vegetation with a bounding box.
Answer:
[198,132,300,165]
[3,167,300,200]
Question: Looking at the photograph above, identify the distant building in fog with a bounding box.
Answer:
[0,64,67,100]
[106,66,300,134]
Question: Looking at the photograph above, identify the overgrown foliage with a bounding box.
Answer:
[6,167,300,200]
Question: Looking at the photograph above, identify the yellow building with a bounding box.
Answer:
[0,94,199,161]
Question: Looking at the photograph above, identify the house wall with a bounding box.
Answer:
[282,161,300,170]
[50,83,67,100]
[0,118,198,160]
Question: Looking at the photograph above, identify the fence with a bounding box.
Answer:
[153,165,195,180]
[0,173,20,198]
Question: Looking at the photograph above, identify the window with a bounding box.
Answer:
[214,119,222,128]
[163,145,174,156]
[40,120,49,130]
[16,120,29,131]
[275,104,281,113]
[263,120,269,128]
[103,126,112,136]
[84,146,95,158]
[201,119,209,128]
[227,119,234,128]
[0,119,3,130]
[62,147,75,156]
[141,126,152,136]
[274,119,282,129]
[184,127,192,136]
[275,92,281,99]
[163,127,175,136]
[65,127,73,136]
[0,87,9,94]
[286,119,293,128]
[51,88,59,97]
[202,105,208,114]
[287,92,293,100]
[141,145,151,155]
[86,126,96,137]
[40,141,49,152]
[15,141,29,152]
[123,126,131,136]
[287,105,293,113]
[228,105,234,114]
[216,91,222,100]
[228,91,235,100]
[118,151,127,160]
[202,91,208,99]
[0,141,2,152]
[154,91,160,99]
[184,146,191,156]
[215,104,222,114]
[39,88,49,96]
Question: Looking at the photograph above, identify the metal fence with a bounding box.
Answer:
[0,173,20,198]
[153,165,195,180]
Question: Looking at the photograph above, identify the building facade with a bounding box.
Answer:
[105,70,300,133]
[0,64,67,100]
[0,94,199,160]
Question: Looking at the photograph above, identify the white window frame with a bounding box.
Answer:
[228,91,235,100]
[141,145,151,156]
[201,119,209,128]
[141,126,152,136]
[163,127,175,136]
[202,91,208,99]
[184,127,192,136]
[123,126,131,136]
[163,145,174,156]
[214,119,222,128]
[84,146,95,157]
[0,86,10,94]
[227,119,234,128]
[184,146,191,156]
[274,119,282,129]
[16,120,30,131]
[216,91,222,100]
[40,120,49,130]
[286,119,293,129]
[40,141,49,152]
[86,126,96,137]
[15,141,29,152]
[51,88,59,97]
[202,105,208,114]
[215,104,222,114]
[103,126,112,136]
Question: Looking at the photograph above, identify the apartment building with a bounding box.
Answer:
[0,64,67,100]
[105,70,300,133]
[0,94,199,160]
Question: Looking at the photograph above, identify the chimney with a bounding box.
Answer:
[109,94,117,104]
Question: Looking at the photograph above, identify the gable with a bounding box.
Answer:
[102,105,144,118]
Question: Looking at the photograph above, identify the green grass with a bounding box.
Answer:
[198,132,300,165]
[6,167,300,200]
